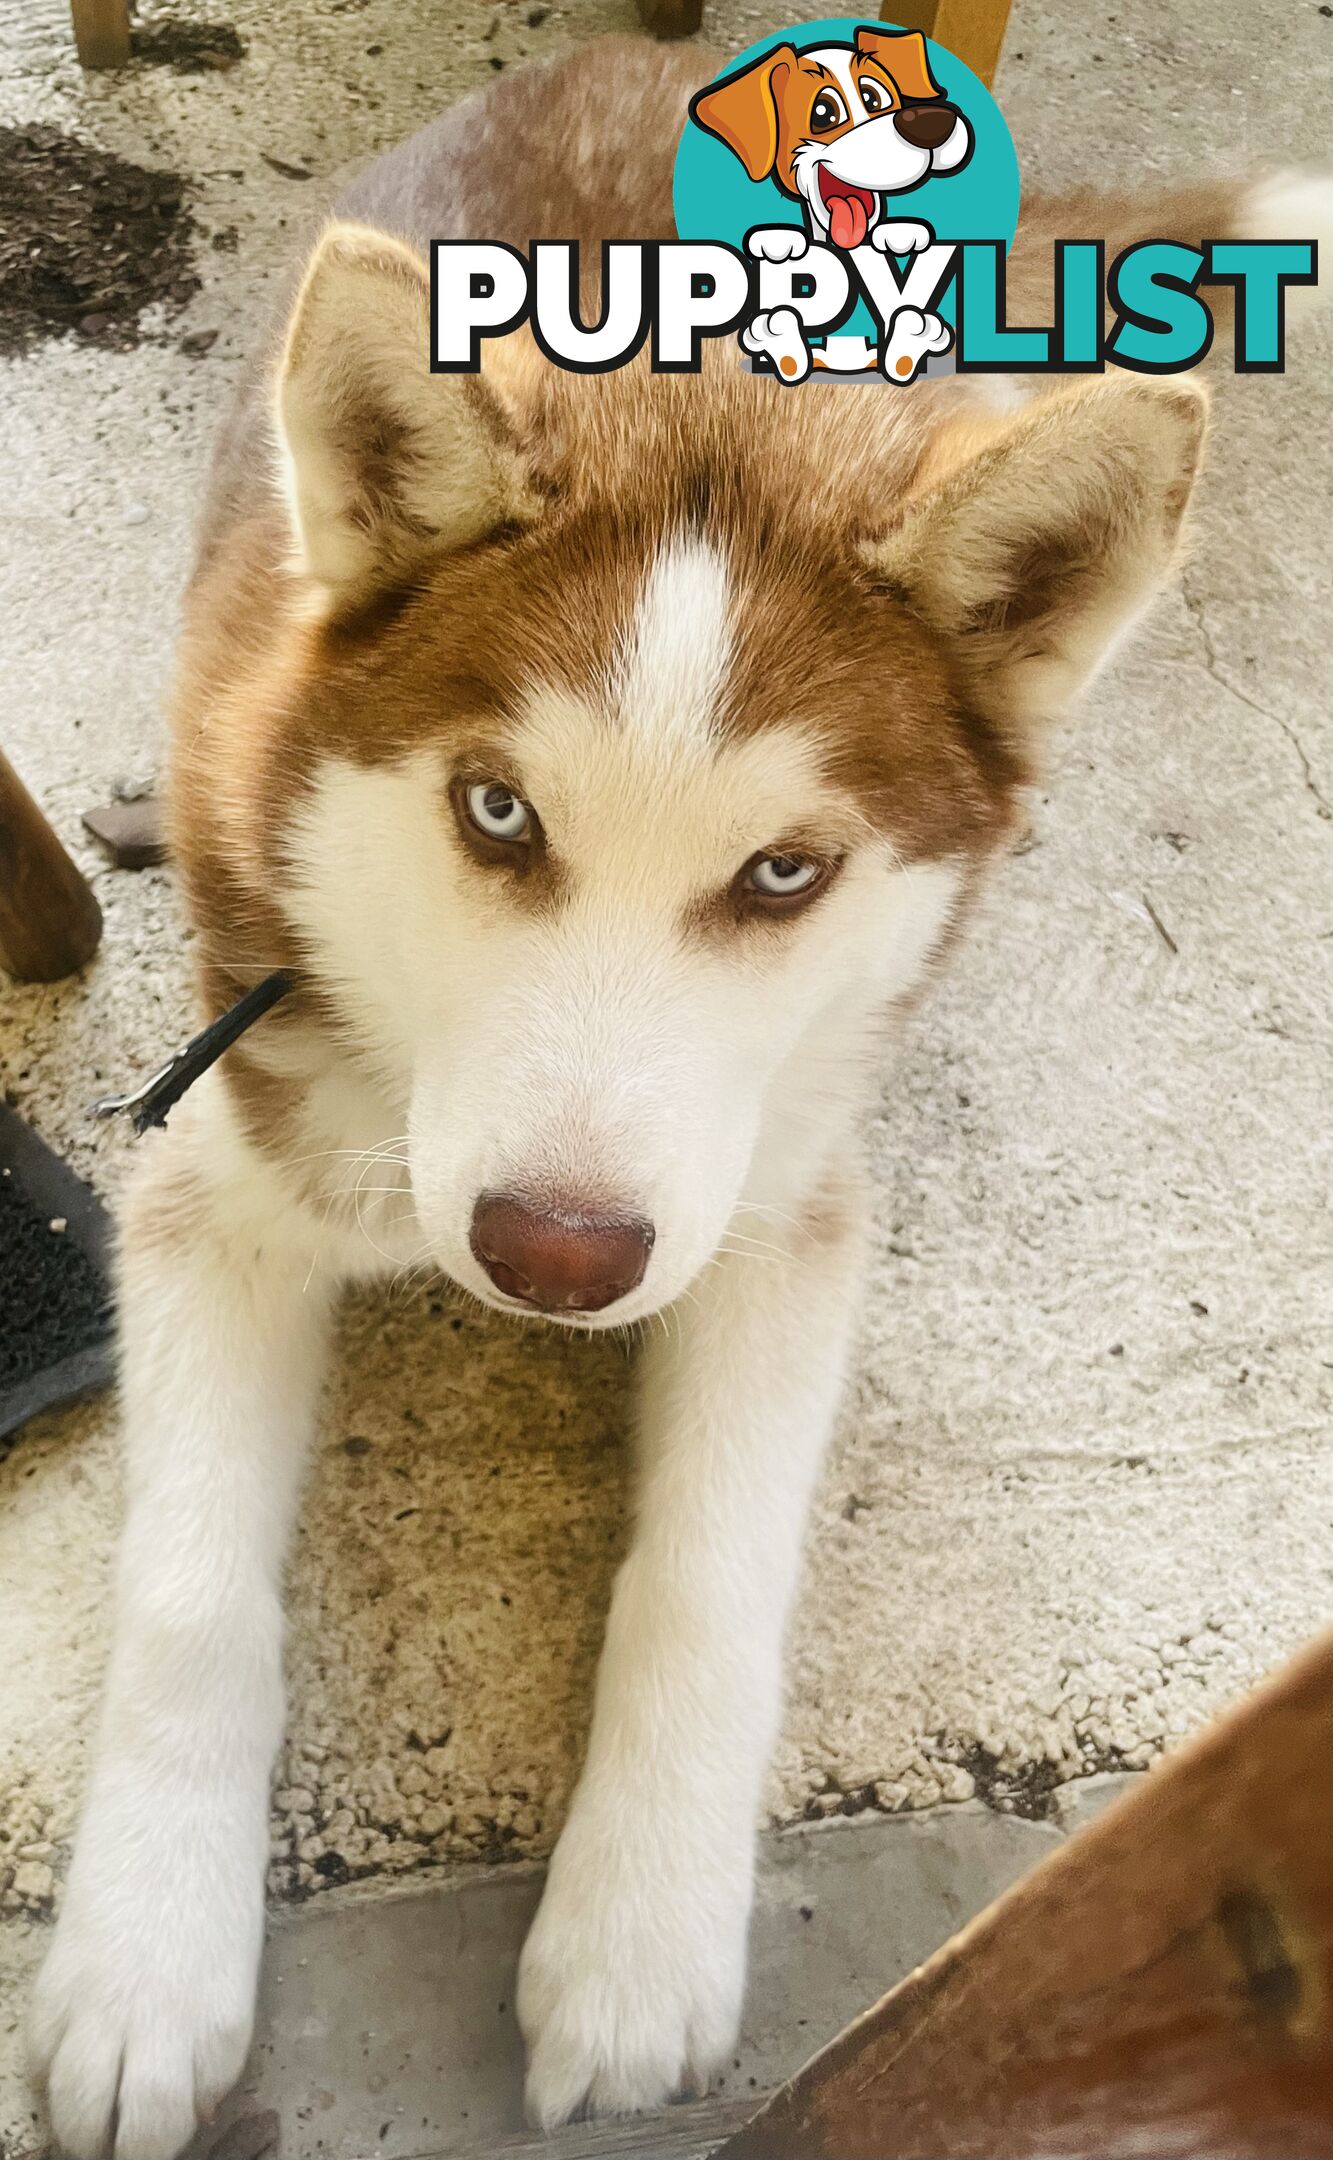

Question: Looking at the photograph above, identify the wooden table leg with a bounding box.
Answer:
[0,749,103,983]
[71,0,130,68]
[883,0,1013,87]
[637,0,703,39]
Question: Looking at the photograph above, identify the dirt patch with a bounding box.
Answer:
[945,1740,1139,1822]
[131,18,246,72]
[0,125,200,359]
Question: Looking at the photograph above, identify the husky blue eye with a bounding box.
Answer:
[749,854,821,898]
[466,781,531,841]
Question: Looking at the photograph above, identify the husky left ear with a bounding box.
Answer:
[276,223,535,608]
[864,380,1208,748]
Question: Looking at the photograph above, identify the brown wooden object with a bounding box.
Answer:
[717,1634,1333,2160]
[0,749,103,982]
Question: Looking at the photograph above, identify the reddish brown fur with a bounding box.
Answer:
[164,38,1244,1156]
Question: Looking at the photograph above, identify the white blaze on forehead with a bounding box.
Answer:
[803,45,860,102]
[610,534,735,757]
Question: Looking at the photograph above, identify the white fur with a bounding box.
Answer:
[31,526,963,2154]
[269,538,962,1324]
[614,535,735,756]
[29,1082,333,2160]
[29,299,1212,2160]
[1238,170,1333,307]
[518,1207,865,2122]
[27,92,1230,2148]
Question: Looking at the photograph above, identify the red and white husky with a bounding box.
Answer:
[28,36,1328,2159]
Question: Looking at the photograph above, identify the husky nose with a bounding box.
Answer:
[469,1194,654,1313]
[893,103,958,150]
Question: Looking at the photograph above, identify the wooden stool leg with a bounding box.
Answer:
[71,0,130,68]
[883,0,1012,88]
[0,750,103,983]
[638,0,703,39]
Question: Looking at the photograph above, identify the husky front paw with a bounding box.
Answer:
[517,1814,749,2128]
[29,1806,262,2160]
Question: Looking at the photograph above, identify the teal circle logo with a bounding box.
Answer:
[673,17,1019,353]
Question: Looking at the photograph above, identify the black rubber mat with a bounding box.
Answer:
[0,1102,114,1444]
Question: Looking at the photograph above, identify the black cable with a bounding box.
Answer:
[91,970,297,1135]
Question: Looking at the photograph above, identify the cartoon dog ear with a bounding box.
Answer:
[690,46,797,184]
[853,27,944,102]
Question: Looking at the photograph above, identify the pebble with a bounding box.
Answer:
[123,502,151,526]
[872,1780,909,1810]
[13,1860,54,1905]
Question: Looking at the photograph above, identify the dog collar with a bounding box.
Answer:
[91,970,297,1135]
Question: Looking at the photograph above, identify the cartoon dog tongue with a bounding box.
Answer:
[828,190,869,251]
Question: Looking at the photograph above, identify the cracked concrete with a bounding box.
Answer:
[2,0,1331,2148]
[1180,569,1333,819]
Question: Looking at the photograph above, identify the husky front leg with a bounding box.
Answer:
[30,1095,332,2160]
[518,1194,864,2126]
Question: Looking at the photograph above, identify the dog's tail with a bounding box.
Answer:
[1007,170,1332,339]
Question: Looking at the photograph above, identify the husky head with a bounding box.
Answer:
[252,226,1205,1327]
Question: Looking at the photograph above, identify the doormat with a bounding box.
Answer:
[0,1103,114,1446]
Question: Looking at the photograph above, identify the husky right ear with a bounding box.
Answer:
[690,47,798,184]
[863,379,1208,753]
[276,223,536,609]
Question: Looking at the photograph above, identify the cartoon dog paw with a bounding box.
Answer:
[740,306,812,383]
[745,226,810,264]
[871,219,936,256]
[881,304,953,383]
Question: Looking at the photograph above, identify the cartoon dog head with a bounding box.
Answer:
[691,28,972,251]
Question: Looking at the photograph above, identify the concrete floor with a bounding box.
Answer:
[2,0,1331,2152]
[0,1780,1133,2160]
